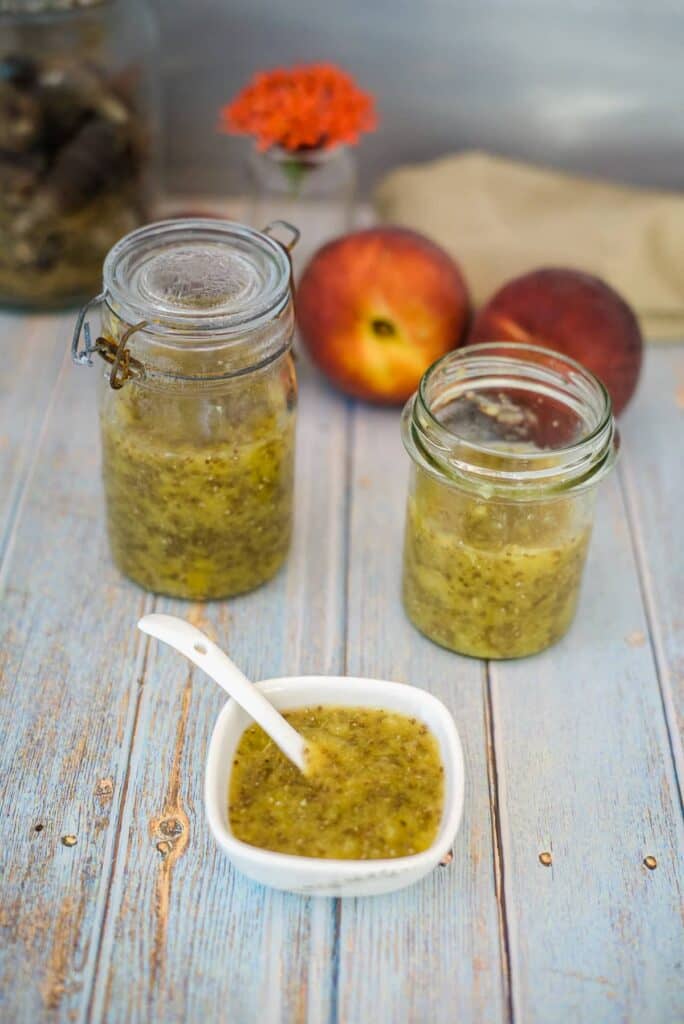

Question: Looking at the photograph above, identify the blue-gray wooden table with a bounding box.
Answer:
[1,212,683,1022]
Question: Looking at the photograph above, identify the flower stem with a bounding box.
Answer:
[281,158,307,196]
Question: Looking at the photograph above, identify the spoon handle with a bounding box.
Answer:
[138,614,308,772]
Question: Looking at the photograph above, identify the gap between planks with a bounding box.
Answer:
[484,661,515,1024]
[327,397,355,1024]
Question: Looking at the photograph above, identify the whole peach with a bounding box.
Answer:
[469,268,643,415]
[296,227,470,404]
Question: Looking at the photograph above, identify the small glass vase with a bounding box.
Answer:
[247,145,356,271]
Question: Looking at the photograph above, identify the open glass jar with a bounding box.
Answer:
[0,0,158,309]
[73,218,299,601]
[401,343,619,659]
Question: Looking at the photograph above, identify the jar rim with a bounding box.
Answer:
[103,218,292,342]
[403,342,618,499]
[419,341,612,458]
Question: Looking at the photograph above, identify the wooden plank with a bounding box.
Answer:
[337,405,508,1024]
[619,344,684,798]
[0,312,66,557]
[490,471,684,1023]
[0,314,153,1023]
[90,357,349,1023]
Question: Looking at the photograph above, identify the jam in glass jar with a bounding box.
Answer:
[73,218,298,600]
[401,342,618,658]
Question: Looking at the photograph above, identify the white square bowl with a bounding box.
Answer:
[205,675,465,897]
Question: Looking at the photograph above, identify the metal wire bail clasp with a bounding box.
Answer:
[262,220,300,253]
[72,292,146,390]
[72,291,106,367]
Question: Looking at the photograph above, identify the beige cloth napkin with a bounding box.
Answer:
[374,151,684,341]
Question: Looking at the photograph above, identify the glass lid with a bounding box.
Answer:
[103,219,293,339]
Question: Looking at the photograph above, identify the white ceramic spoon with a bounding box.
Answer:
[137,613,310,773]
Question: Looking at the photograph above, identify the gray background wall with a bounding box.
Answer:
[152,0,684,196]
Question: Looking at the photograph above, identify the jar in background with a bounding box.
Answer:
[401,343,618,659]
[0,0,158,309]
[73,218,299,600]
[247,145,356,271]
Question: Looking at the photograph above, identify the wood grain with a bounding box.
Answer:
[490,470,684,1023]
[619,345,684,801]
[89,357,349,1023]
[0,319,153,1023]
[337,405,508,1024]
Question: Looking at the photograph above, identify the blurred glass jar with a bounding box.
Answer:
[247,145,356,271]
[72,218,299,601]
[0,0,159,309]
[401,343,619,659]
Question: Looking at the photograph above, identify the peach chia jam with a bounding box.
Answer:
[229,707,444,859]
[403,471,591,658]
[401,343,618,659]
[101,372,295,600]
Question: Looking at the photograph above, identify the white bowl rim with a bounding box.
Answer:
[204,675,465,880]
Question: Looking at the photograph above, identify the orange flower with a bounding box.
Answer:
[219,63,377,152]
